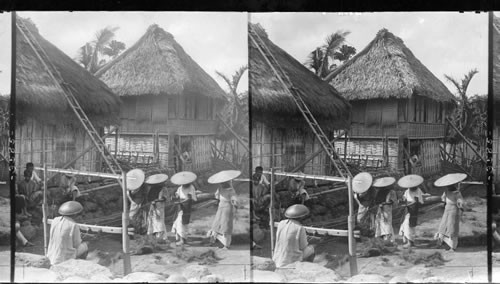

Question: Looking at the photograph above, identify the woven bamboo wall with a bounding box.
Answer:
[15,118,100,181]
[105,134,214,171]
[336,138,398,169]
[411,139,442,176]
[251,122,330,175]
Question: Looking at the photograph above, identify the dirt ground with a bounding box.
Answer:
[253,184,487,282]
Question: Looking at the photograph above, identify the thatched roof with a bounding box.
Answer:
[329,29,455,102]
[16,17,121,127]
[249,23,350,129]
[95,24,226,101]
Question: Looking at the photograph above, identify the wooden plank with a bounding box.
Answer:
[47,218,134,235]
[273,222,360,238]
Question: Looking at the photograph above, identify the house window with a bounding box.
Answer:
[351,102,366,124]
[365,102,382,128]
[185,97,195,119]
[398,100,407,122]
[423,99,428,123]
[207,98,213,120]
[437,102,443,123]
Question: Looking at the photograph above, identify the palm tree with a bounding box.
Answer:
[103,40,126,59]
[305,30,350,80]
[216,65,248,128]
[89,26,120,73]
[76,43,93,70]
[444,69,478,134]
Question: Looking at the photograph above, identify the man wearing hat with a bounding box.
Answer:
[434,173,467,252]
[207,170,240,249]
[398,174,425,248]
[47,201,88,265]
[170,171,198,245]
[273,204,315,268]
[287,171,310,206]
[59,168,81,201]
[373,177,398,242]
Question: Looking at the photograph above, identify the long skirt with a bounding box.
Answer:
[435,204,460,249]
[147,203,167,238]
[399,213,416,242]
[209,201,234,247]
[172,210,189,240]
[375,205,394,241]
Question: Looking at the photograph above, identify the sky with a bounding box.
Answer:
[250,12,487,97]
[17,12,248,94]
[0,13,11,95]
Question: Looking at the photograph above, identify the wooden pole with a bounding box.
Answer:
[114,127,119,159]
[42,163,48,255]
[347,175,358,276]
[121,171,132,275]
[269,168,276,257]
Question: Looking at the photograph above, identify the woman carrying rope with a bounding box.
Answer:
[170,171,198,246]
[146,173,170,244]
[434,173,467,252]
[398,174,425,248]
[373,177,398,242]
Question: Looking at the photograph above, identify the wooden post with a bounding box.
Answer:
[121,172,132,275]
[344,130,348,161]
[42,163,49,255]
[114,128,119,159]
[269,168,276,257]
[347,175,358,276]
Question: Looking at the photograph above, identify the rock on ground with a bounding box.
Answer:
[166,274,188,283]
[122,271,167,282]
[277,261,340,282]
[251,256,275,271]
[50,259,113,281]
[15,252,51,269]
[182,264,210,280]
[345,273,387,283]
[405,266,433,282]
[14,267,59,283]
[200,274,225,282]
[252,270,286,283]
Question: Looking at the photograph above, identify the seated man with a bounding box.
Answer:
[47,201,88,265]
[59,170,81,201]
[287,172,310,205]
[26,162,42,188]
[273,204,315,268]
[17,170,42,211]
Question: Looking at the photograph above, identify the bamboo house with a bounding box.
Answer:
[15,17,121,179]
[96,24,227,173]
[249,23,351,175]
[329,29,455,176]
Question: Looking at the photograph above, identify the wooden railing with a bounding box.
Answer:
[349,122,446,138]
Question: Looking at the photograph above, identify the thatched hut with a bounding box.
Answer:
[95,24,227,172]
[329,29,455,176]
[249,23,351,175]
[15,17,121,178]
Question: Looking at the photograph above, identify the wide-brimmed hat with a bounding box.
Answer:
[372,177,396,188]
[293,171,305,181]
[170,171,197,185]
[284,204,310,219]
[397,174,424,188]
[126,169,145,192]
[208,170,241,184]
[145,173,169,185]
[434,173,467,188]
[352,172,373,194]
[58,201,83,216]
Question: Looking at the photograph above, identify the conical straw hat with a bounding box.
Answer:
[434,173,467,188]
[58,201,83,216]
[208,170,241,184]
[126,169,145,192]
[284,204,310,219]
[293,171,305,181]
[352,172,373,194]
[170,171,197,185]
[145,173,169,185]
[372,177,396,188]
[397,174,424,188]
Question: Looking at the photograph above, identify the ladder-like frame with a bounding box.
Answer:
[17,19,123,176]
[249,25,352,178]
